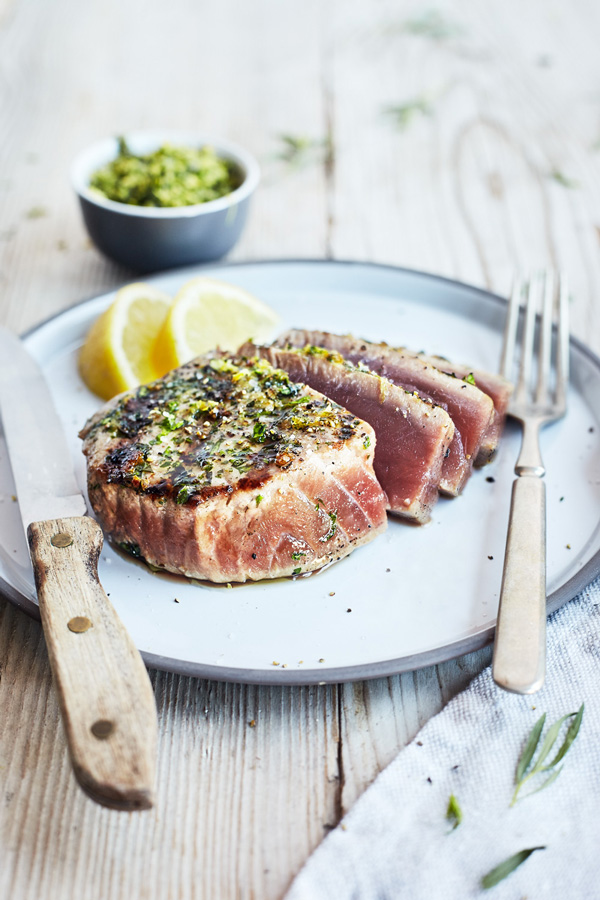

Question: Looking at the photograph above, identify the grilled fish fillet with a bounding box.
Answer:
[243,342,455,523]
[278,331,495,496]
[417,353,513,465]
[79,354,388,583]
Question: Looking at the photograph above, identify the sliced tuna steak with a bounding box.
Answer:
[243,342,454,524]
[80,354,387,583]
[418,353,513,464]
[279,331,495,497]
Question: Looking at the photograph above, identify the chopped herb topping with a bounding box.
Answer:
[319,509,338,542]
[117,541,143,559]
[252,421,267,442]
[463,372,476,386]
[92,354,360,506]
[89,137,241,207]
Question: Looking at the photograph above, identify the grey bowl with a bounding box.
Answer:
[71,131,260,273]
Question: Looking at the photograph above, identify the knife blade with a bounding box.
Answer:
[0,326,157,811]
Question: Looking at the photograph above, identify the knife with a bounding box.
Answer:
[0,326,157,811]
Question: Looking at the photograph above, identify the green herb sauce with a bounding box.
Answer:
[89,137,242,208]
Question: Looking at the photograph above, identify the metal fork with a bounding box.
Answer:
[492,271,569,694]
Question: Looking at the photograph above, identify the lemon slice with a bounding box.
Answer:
[152,277,282,374]
[78,282,172,400]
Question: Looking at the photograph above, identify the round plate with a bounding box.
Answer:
[1,261,599,683]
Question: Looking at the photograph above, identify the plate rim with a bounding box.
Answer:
[3,257,600,684]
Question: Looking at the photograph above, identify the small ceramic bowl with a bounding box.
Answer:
[71,131,260,273]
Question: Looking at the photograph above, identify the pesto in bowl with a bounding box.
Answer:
[89,138,242,208]
[71,131,260,272]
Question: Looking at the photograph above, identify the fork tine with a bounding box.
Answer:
[555,272,570,411]
[500,276,523,380]
[514,272,541,403]
[535,270,554,405]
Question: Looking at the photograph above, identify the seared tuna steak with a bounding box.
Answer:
[417,353,513,464]
[243,343,454,524]
[279,331,495,497]
[80,354,388,583]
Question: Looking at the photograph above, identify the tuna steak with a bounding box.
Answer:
[417,353,513,464]
[80,354,388,583]
[278,331,495,496]
[243,342,454,524]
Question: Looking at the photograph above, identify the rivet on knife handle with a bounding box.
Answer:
[27,515,157,811]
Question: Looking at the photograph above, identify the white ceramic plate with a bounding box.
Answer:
[1,261,599,683]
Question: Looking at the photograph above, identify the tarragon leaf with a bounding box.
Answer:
[445,794,462,831]
[402,9,465,41]
[511,704,584,805]
[384,96,433,131]
[534,713,574,768]
[515,713,545,783]
[528,765,563,798]
[543,703,584,770]
[481,847,546,890]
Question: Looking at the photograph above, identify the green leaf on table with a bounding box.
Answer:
[383,96,433,131]
[549,169,579,189]
[544,703,584,769]
[511,704,584,805]
[515,712,545,783]
[528,765,563,798]
[445,794,462,831]
[402,9,465,41]
[534,713,575,768]
[275,134,332,170]
[481,847,546,890]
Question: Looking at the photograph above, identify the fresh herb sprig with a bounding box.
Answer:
[383,96,433,131]
[481,847,546,890]
[549,168,579,189]
[275,134,333,170]
[402,9,465,41]
[511,703,584,806]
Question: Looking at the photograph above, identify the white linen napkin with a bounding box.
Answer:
[285,577,600,899]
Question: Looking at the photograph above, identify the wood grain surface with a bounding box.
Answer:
[1,0,599,897]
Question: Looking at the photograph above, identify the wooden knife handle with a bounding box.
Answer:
[27,516,157,811]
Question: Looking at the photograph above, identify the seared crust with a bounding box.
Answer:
[80,353,388,582]
[278,330,495,496]
[244,342,454,523]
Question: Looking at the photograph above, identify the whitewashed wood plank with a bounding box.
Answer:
[0,599,342,900]
[1,1,600,898]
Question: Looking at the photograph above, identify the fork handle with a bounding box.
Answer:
[492,474,546,694]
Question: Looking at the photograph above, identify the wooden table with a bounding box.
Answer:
[1,1,599,897]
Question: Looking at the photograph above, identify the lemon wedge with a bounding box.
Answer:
[152,277,282,374]
[78,282,172,400]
